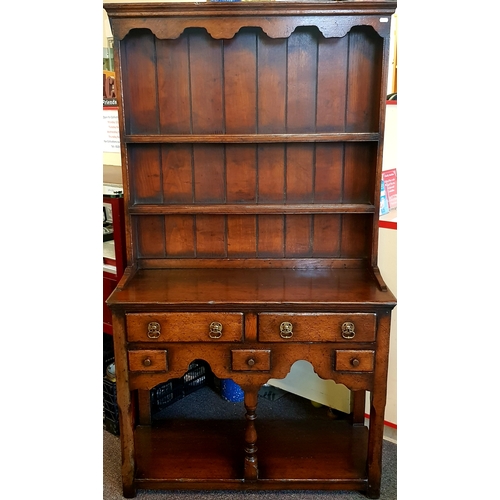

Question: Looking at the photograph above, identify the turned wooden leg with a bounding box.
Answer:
[243,388,259,481]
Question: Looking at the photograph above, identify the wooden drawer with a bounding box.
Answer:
[334,350,375,372]
[128,350,168,373]
[126,313,244,342]
[231,349,271,372]
[258,313,376,342]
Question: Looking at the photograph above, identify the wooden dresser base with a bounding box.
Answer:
[109,268,393,499]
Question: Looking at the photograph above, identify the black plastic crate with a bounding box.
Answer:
[151,360,211,414]
[103,360,212,435]
[103,377,120,435]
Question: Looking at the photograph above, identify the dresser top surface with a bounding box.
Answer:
[107,268,396,311]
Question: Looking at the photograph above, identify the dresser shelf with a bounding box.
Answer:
[133,419,369,491]
[128,204,377,215]
[124,133,380,144]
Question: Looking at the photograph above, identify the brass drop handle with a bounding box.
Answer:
[209,321,223,339]
[246,358,256,367]
[279,321,293,339]
[350,358,360,368]
[143,357,152,367]
[341,321,356,339]
[147,321,161,339]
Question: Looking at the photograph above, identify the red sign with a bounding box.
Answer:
[382,169,397,209]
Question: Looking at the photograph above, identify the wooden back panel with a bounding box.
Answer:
[121,26,382,135]
[116,23,386,268]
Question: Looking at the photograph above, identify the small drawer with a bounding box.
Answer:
[126,313,243,342]
[128,350,168,373]
[231,349,271,372]
[258,313,376,342]
[334,350,375,372]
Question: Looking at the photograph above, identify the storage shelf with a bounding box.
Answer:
[134,419,368,489]
[124,133,380,144]
[129,203,376,215]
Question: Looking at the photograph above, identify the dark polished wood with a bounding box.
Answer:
[104,2,396,498]
[103,195,126,335]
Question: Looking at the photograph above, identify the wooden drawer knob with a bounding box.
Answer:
[350,358,360,367]
[246,358,256,367]
[142,357,152,367]
[279,321,293,339]
[209,321,223,339]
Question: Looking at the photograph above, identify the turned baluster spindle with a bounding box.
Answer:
[243,388,259,480]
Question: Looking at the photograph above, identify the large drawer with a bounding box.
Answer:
[126,312,244,342]
[258,313,376,342]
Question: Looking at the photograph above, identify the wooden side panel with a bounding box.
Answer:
[121,30,158,134]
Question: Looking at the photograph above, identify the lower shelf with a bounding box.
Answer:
[134,418,368,490]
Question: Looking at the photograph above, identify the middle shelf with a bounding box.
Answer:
[128,204,376,215]
[124,133,380,144]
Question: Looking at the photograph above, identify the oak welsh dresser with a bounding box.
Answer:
[104,2,397,498]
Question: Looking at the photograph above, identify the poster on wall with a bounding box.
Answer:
[382,169,397,209]
[103,71,120,153]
